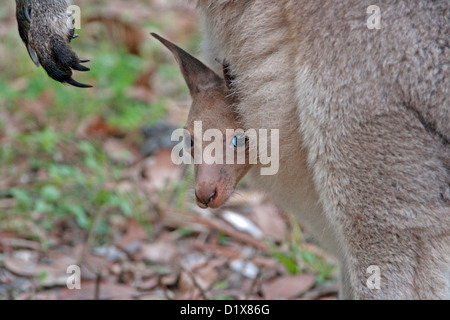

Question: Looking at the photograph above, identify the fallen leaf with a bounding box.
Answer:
[136,277,159,291]
[19,90,54,124]
[250,202,288,241]
[301,283,339,300]
[103,138,141,165]
[4,251,38,277]
[141,149,183,201]
[0,238,41,251]
[14,290,60,300]
[57,280,138,300]
[229,260,259,279]
[76,115,122,138]
[141,241,178,264]
[262,274,316,300]
[179,263,218,293]
[115,218,148,251]
[93,246,127,263]
[222,211,263,239]
[160,273,179,287]
[86,15,143,55]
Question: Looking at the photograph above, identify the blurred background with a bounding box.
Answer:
[0,0,337,300]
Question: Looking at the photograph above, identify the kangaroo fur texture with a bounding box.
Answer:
[198,0,449,300]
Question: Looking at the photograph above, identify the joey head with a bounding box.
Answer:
[152,33,253,209]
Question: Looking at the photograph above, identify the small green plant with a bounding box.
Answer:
[270,223,335,284]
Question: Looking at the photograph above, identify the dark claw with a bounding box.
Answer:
[65,78,93,88]
[26,43,40,67]
[16,0,92,88]
[24,6,32,23]
[72,63,90,72]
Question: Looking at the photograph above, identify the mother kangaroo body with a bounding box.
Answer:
[16,0,449,299]
[197,0,449,300]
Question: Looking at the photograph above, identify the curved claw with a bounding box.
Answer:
[72,63,90,72]
[16,0,93,88]
[26,44,40,67]
[72,33,79,39]
[24,6,32,23]
[65,78,93,88]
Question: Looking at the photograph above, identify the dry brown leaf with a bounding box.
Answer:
[141,149,183,200]
[250,202,288,241]
[0,238,41,251]
[35,251,78,287]
[4,255,37,278]
[141,241,178,264]
[262,274,316,300]
[103,138,141,165]
[136,277,159,291]
[57,280,138,300]
[86,15,143,55]
[76,115,122,139]
[115,218,148,251]
[19,90,54,124]
[134,67,156,90]
[0,110,22,137]
[128,86,155,105]
[191,241,242,260]
[163,101,189,127]
[160,273,179,287]
[14,290,60,300]
[179,263,218,293]
[302,283,339,300]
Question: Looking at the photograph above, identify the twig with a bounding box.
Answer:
[299,243,338,265]
[0,238,41,251]
[94,272,102,300]
[187,215,269,252]
[180,265,211,300]
[192,241,242,259]
[154,164,189,220]
[78,205,111,265]
[245,268,263,300]
[158,276,175,300]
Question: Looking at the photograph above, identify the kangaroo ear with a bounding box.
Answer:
[151,33,222,96]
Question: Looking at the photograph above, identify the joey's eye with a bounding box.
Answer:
[184,133,194,149]
[231,135,247,148]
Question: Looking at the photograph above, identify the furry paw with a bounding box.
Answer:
[16,0,92,88]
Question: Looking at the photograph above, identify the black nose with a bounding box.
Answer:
[195,188,217,208]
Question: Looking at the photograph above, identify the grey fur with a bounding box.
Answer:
[198,0,449,299]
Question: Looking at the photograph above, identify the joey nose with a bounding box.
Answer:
[195,187,218,208]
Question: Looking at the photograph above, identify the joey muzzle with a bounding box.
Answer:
[194,164,233,209]
[195,186,218,209]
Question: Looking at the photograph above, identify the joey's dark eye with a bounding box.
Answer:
[231,135,247,148]
[184,132,194,149]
